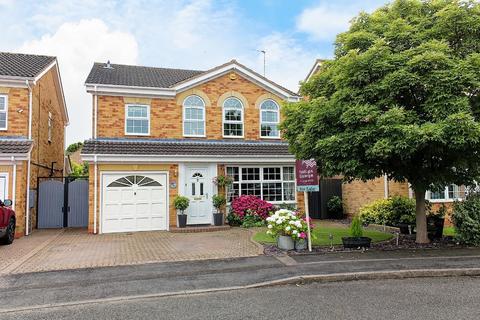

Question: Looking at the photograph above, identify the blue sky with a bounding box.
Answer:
[0,0,388,143]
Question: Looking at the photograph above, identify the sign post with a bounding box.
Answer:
[296,159,319,252]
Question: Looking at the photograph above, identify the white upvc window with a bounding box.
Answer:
[0,94,8,130]
[260,99,280,138]
[223,97,244,138]
[426,184,467,202]
[125,104,150,135]
[183,95,206,137]
[226,166,296,204]
[48,112,53,142]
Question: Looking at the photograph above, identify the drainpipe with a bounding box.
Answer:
[93,86,97,138]
[25,80,33,236]
[93,155,98,234]
[383,174,389,199]
[25,152,31,235]
[11,156,16,212]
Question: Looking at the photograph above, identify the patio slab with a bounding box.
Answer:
[0,228,261,275]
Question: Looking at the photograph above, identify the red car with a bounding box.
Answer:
[0,199,15,245]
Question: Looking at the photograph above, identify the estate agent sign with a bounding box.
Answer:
[295,159,319,192]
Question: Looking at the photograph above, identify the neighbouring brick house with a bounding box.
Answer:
[0,52,69,237]
[304,59,466,219]
[81,60,303,234]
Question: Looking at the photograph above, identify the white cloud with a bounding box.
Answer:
[296,1,387,41]
[297,6,353,40]
[18,19,138,144]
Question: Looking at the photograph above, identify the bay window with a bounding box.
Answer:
[226,166,296,204]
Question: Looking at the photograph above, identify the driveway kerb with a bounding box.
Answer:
[1,267,479,315]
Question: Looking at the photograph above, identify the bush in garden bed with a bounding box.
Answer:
[230,195,274,223]
[452,192,480,246]
[359,196,416,226]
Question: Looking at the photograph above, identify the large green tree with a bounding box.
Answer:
[283,0,480,243]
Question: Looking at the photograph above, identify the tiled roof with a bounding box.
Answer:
[82,138,293,157]
[0,52,56,78]
[85,62,204,88]
[0,138,33,154]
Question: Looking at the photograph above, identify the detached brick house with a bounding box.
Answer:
[0,52,69,237]
[304,59,466,217]
[81,60,303,234]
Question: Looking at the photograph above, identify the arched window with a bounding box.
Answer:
[223,97,244,137]
[260,99,280,138]
[183,95,205,137]
[107,175,162,187]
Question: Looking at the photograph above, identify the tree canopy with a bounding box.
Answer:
[282,0,480,242]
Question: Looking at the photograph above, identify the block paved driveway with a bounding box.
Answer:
[0,228,262,275]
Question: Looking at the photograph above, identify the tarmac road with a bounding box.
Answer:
[2,276,479,320]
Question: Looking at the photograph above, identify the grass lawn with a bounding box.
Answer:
[253,224,393,247]
[443,226,456,236]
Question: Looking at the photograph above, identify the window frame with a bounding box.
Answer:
[124,104,150,136]
[259,99,280,139]
[182,95,206,137]
[0,94,8,131]
[222,97,244,138]
[47,111,53,143]
[226,165,297,205]
[425,184,466,202]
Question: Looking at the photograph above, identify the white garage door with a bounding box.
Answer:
[102,173,168,233]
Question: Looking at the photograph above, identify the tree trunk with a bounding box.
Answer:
[414,188,430,244]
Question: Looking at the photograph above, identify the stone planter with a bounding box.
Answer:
[342,237,372,249]
[277,235,295,250]
[295,239,307,251]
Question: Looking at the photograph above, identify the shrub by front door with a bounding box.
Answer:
[186,166,212,224]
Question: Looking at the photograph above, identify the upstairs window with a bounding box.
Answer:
[223,97,244,137]
[125,104,149,135]
[0,95,7,130]
[260,99,280,138]
[183,95,205,137]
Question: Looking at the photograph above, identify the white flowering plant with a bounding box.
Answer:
[265,209,313,241]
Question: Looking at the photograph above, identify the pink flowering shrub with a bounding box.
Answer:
[231,195,274,220]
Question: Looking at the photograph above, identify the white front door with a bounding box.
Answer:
[0,173,7,202]
[185,166,212,224]
[102,172,168,233]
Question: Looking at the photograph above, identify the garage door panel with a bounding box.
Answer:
[105,189,121,203]
[102,172,168,233]
[121,190,135,202]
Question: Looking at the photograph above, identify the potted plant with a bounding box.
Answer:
[342,216,372,248]
[174,196,190,228]
[266,209,305,250]
[427,204,446,240]
[212,175,233,189]
[212,194,226,226]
